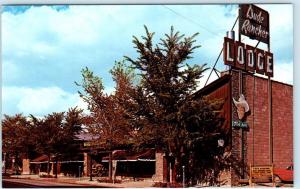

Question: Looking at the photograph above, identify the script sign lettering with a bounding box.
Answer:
[239,4,270,44]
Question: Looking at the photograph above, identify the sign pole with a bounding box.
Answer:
[252,76,255,165]
[268,42,273,165]
[238,11,245,179]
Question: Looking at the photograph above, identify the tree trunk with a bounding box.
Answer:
[108,151,112,181]
[165,154,170,184]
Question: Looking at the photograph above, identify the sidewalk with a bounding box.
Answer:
[77,178,154,188]
[10,175,155,188]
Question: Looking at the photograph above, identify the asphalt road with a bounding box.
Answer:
[2,178,108,188]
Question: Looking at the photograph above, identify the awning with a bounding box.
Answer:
[30,155,84,164]
[102,149,155,162]
[30,155,50,163]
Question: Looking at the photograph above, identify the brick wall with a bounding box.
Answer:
[231,70,243,185]
[83,152,91,176]
[230,71,293,184]
[22,159,30,174]
[191,71,292,186]
[199,71,292,186]
[243,75,271,167]
[272,81,293,169]
[232,71,293,168]
[154,151,164,182]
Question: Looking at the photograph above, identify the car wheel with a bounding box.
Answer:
[274,176,282,187]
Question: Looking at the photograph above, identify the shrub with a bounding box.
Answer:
[97,178,122,183]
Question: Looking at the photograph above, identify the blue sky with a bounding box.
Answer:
[2,4,293,117]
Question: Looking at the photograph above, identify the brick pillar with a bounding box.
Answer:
[231,70,250,185]
[83,152,91,176]
[154,151,164,182]
[22,159,30,174]
[57,162,61,175]
[231,70,242,186]
[242,74,249,177]
[112,160,117,182]
[50,162,54,175]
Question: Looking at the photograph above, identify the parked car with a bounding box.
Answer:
[274,164,293,184]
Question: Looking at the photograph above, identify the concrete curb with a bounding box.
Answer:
[9,175,156,188]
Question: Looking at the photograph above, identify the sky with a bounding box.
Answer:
[1,4,293,117]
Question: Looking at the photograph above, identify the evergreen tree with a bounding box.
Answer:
[124,26,227,185]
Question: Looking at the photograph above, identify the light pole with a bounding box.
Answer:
[182,165,185,188]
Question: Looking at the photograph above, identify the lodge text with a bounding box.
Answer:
[223,37,273,77]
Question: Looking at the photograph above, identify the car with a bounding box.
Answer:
[273,164,293,184]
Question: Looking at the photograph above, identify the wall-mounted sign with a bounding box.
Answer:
[232,121,248,129]
[232,95,249,129]
[239,4,270,44]
[223,37,273,77]
[233,94,250,120]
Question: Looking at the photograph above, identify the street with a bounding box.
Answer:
[2,178,109,188]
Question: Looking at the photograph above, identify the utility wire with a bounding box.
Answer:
[162,5,220,37]
[161,5,240,87]
[204,16,239,86]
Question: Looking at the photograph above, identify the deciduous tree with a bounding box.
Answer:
[2,114,35,173]
[31,112,65,175]
[76,61,135,180]
[30,108,84,177]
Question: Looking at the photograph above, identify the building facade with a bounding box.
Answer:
[195,70,293,185]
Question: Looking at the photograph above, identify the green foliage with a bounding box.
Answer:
[75,67,105,112]
[31,112,65,157]
[2,114,35,160]
[3,26,229,185]
[124,26,209,148]
[61,107,85,159]
[76,61,136,149]
[2,107,85,174]
[64,107,85,139]
[76,61,137,180]
[124,26,227,185]
[30,108,84,158]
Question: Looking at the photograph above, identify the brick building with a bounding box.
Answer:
[193,70,293,185]
[20,69,292,187]
[69,70,293,186]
